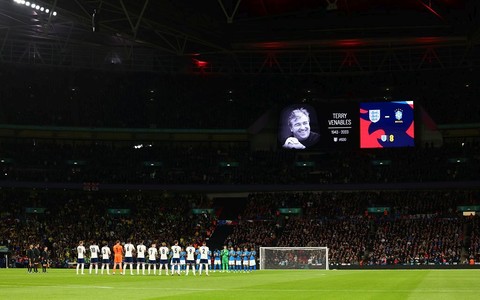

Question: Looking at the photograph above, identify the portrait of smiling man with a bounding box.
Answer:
[281,106,320,149]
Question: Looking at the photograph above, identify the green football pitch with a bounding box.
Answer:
[1,268,479,299]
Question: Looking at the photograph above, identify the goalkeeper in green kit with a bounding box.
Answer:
[220,245,229,272]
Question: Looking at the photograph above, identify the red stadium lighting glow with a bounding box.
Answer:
[335,39,364,48]
[416,0,446,21]
[193,59,208,68]
[414,36,444,44]
[257,41,290,49]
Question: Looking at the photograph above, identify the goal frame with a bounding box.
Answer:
[259,246,329,270]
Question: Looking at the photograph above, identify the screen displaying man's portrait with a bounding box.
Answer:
[279,104,320,150]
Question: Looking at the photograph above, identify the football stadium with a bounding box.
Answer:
[1,1,480,299]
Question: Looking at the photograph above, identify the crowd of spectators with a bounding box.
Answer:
[225,220,279,251]
[1,189,479,267]
[468,218,480,263]
[1,49,479,271]
[0,66,479,129]
[1,140,479,185]
[0,190,215,268]
[219,191,479,266]
[370,217,464,265]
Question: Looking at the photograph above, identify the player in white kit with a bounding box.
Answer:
[76,241,86,275]
[185,243,196,276]
[88,240,100,274]
[136,240,147,275]
[198,241,210,276]
[158,242,169,275]
[147,243,158,275]
[123,239,135,275]
[170,240,181,276]
[101,241,111,275]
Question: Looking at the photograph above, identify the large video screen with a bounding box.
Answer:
[278,103,358,150]
[278,100,414,150]
[359,101,414,148]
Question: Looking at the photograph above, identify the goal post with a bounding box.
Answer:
[259,247,329,270]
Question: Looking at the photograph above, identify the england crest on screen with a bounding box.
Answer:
[369,109,380,123]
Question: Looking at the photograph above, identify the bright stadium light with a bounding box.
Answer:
[13,0,57,16]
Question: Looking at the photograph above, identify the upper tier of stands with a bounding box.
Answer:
[0,140,478,185]
[0,66,479,129]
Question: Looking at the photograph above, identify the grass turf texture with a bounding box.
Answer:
[1,269,479,299]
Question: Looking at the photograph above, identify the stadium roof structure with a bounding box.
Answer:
[0,0,479,74]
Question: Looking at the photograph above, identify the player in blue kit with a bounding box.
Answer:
[195,249,201,271]
[242,247,250,272]
[213,249,221,272]
[228,246,235,272]
[249,248,257,271]
[235,247,242,272]
[179,248,186,272]
[207,250,212,271]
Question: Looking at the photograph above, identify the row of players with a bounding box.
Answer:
[76,240,257,276]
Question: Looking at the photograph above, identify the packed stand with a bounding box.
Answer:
[467,215,480,263]
[370,218,464,265]
[0,190,215,268]
[224,191,479,266]
[1,140,479,185]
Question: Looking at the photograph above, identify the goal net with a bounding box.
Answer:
[259,247,329,270]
